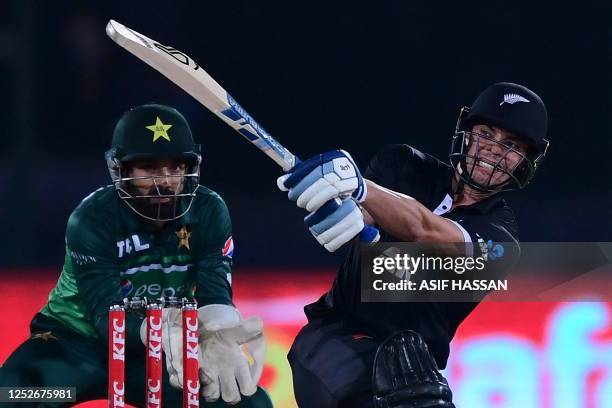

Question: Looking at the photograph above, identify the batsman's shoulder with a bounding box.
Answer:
[375,144,441,165]
[367,144,445,180]
[373,143,418,158]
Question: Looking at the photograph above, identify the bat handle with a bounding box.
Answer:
[360,224,381,245]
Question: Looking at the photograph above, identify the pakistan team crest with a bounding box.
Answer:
[176,225,191,250]
[145,116,172,142]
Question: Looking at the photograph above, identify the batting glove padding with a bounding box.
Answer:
[304,199,365,252]
[197,304,266,405]
[277,150,367,212]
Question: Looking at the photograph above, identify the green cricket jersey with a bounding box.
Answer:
[40,185,234,349]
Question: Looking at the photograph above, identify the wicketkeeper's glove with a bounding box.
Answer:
[197,304,266,405]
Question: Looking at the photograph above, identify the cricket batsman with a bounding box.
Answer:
[278,82,549,407]
[0,104,272,407]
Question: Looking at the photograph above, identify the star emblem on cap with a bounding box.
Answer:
[146,117,173,142]
[176,225,191,250]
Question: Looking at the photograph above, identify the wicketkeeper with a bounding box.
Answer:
[0,104,272,407]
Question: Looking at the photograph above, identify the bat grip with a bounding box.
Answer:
[290,158,380,245]
[360,224,381,245]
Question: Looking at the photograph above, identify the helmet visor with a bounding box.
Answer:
[450,131,534,192]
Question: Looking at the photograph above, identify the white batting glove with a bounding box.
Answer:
[304,199,365,252]
[277,150,367,212]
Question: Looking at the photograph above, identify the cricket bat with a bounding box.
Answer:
[105,19,379,244]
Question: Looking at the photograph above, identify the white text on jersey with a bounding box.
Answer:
[117,234,150,258]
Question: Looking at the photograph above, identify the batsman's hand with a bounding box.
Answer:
[197,305,266,405]
[304,199,365,252]
[277,150,367,212]
[139,307,185,389]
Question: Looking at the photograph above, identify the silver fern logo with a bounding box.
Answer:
[500,93,530,106]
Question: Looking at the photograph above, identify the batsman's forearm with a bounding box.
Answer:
[363,180,466,247]
[362,180,430,241]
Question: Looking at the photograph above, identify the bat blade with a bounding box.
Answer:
[106,19,380,245]
[106,19,297,171]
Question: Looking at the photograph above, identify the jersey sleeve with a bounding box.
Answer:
[192,194,234,307]
[66,210,144,351]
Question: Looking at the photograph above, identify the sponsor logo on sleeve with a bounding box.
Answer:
[222,236,234,258]
[69,250,97,266]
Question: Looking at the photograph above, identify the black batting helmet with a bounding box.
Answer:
[450,82,550,191]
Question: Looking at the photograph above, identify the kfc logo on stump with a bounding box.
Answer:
[146,306,163,407]
[183,306,200,407]
[109,306,126,407]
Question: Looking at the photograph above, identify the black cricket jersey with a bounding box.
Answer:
[305,144,520,369]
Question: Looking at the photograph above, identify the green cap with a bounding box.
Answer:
[106,103,201,163]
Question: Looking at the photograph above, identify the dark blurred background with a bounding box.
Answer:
[1,1,610,269]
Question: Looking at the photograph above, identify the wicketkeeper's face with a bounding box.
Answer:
[127,158,187,200]
[464,124,530,187]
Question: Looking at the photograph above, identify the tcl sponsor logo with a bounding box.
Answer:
[116,234,150,258]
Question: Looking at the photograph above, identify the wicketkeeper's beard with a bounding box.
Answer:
[127,185,182,221]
